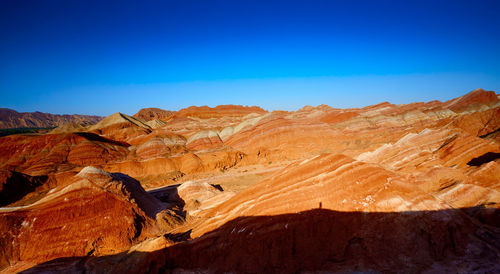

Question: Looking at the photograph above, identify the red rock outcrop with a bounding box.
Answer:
[176,104,267,119]
[88,112,152,142]
[175,181,235,217]
[445,88,499,112]
[104,149,245,188]
[127,130,187,160]
[48,122,92,134]
[0,108,102,129]
[185,130,224,150]
[0,133,129,176]
[0,167,164,270]
[355,127,500,208]
[132,108,174,121]
[449,106,500,137]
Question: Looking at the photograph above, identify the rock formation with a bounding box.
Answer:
[0,108,102,129]
[1,90,500,272]
[0,133,129,176]
[132,108,174,121]
[0,170,47,207]
[0,167,166,270]
[176,104,267,119]
[88,112,152,142]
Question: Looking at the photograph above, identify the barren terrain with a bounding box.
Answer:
[1,89,500,273]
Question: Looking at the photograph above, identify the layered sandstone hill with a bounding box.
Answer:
[0,108,102,129]
[48,122,94,134]
[0,167,168,270]
[132,108,174,121]
[176,104,267,119]
[0,132,129,176]
[132,105,266,123]
[222,89,499,162]
[445,88,499,112]
[1,89,500,272]
[187,147,499,238]
[88,112,153,142]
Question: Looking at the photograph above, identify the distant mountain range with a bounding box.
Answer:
[0,104,267,130]
[0,108,103,129]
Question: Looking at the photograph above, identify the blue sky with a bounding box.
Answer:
[1,0,500,116]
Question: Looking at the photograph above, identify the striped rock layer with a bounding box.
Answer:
[1,89,500,272]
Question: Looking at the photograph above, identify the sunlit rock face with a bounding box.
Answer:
[444,88,499,112]
[176,104,267,119]
[132,108,174,122]
[1,89,500,273]
[0,133,129,176]
[0,167,164,269]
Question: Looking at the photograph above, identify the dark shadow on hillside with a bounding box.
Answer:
[467,152,500,167]
[147,184,187,220]
[210,183,224,191]
[479,127,500,139]
[0,127,55,137]
[147,184,184,207]
[19,206,500,273]
[0,171,47,207]
[75,132,130,147]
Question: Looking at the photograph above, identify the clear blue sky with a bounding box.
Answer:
[1,0,499,116]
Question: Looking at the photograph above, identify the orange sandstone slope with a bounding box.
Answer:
[0,167,168,270]
[223,89,499,161]
[132,104,266,121]
[0,133,129,176]
[88,112,153,142]
[445,88,499,112]
[132,108,174,121]
[176,104,267,119]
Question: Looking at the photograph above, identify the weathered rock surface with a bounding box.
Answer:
[0,108,102,129]
[0,170,47,207]
[176,181,235,217]
[176,104,267,119]
[88,112,152,142]
[48,122,92,134]
[186,130,223,150]
[445,88,499,112]
[1,90,500,273]
[0,133,129,176]
[132,108,174,122]
[0,167,164,270]
[190,153,445,237]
